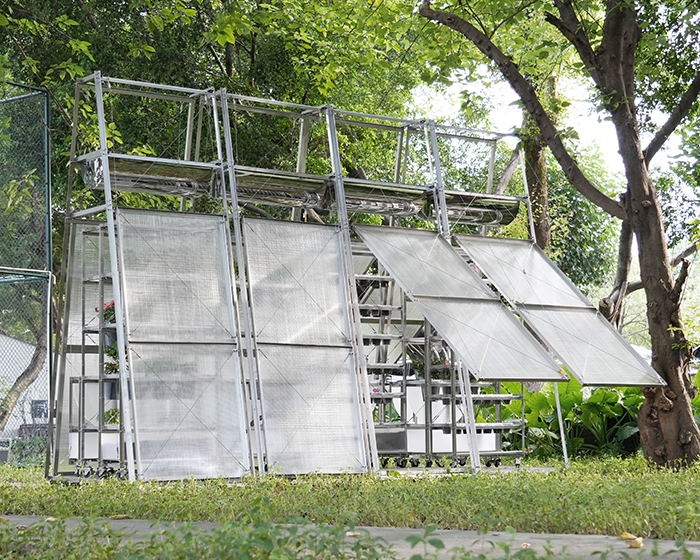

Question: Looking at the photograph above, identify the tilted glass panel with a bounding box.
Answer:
[245,219,351,346]
[258,344,366,474]
[355,225,495,300]
[455,235,664,387]
[129,343,249,479]
[118,209,235,343]
[525,308,664,386]
[415,298,566,381]
[454,236,589,307]
[355,225,564,381]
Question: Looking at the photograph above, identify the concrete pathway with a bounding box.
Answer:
[4,515,700,559]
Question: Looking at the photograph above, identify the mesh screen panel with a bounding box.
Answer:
[258,345,365,474]
[354,226,564,381]
[129,343,248,479]
[118,210,248,479]
[454,236,588,307]
[526,308,663,386]
[0,85,51,464]
[455,235,663,386]
[415,298,565,381]
[354,226,494,299]
[118,210,234,343]
[0,85,49,271]
[245,219,366,474]
[245,219,350,346]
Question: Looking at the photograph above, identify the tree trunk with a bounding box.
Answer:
[611,104,700,465]
[523,115,550,250]
[0,330,47,433]
[599,220,633,330]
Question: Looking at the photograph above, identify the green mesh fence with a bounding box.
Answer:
[0,82,51,465]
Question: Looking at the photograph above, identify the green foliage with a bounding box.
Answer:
[547,148,620,291]
[7,436,46,468]
[0,498,397,559]
[654,170,699,248]
[636,0,700,127]
[502,380,643,458]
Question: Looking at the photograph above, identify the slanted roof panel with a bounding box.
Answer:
[354,225,566,382]
[455,235,664,387]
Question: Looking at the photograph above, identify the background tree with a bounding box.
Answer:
[419,0,700,465]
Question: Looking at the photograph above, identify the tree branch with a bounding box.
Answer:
[495,148,520,194]
[672,259,690,301]
[597,0,640,107]
[645,71,700,166]
[626,241,699,295]
[207,43,227,76]
[545,4,602,87]
[75,0,99,30]
[418,1,626,221]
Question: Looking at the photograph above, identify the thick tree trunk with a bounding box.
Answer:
[611,104,700,465]
[418,0,700,465]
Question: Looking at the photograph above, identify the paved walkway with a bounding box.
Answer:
[4,515,700,559]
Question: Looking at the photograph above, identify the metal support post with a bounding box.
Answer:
[219,89,268,476]
[554,382,570,467]
[457,362,481,472]
[292,116,312,221]
[93,72,137,481]
[520,149,538,242]
[427,121,450,239]
[325,105,379,471]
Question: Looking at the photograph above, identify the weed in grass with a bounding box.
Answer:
[0,498,398,559]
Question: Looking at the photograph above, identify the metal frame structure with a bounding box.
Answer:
[50,73,663,481]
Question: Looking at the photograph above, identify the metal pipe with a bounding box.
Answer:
[326,106,379,471]
[554,382,570,467]
[219,89,268,476]
[457,362,481,472]
[427,121,450,238]
[94,72,137,482]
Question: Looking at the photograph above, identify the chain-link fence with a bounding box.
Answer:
[0,82,51,466]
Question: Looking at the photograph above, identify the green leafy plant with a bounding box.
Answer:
[501,381,643,458]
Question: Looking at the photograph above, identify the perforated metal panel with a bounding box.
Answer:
[119,210,235,343]
[257,345,365,473]
[455,235,664,387]
[355,225,566,382]
[417,298,560,381]
[128,343,248,479]
[355,226,494,299]
[118,209,249,479]
[245,219,367,474]
[525,308,662,386]
[454,236,589,307]
[244,220,350,346]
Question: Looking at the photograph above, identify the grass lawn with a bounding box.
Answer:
[2,456,700,541]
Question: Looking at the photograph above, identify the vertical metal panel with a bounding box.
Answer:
[118,209,249,479]
[245,218,368,474]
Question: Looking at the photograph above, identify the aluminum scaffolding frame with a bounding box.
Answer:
[51,73,663,481]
